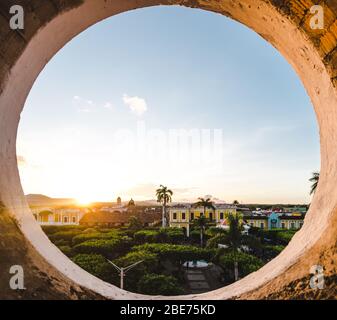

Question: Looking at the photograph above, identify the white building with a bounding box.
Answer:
[31,207,87,226]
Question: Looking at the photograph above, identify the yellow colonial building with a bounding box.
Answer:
[169,204,237,236]
[244,216,268,229]
[244,212,305,230]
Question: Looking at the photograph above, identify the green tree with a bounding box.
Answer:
[194,197,215,218]
[128,215,142,231]
[217,251,263,284]
[193,215,209,247]
[164,228,185,244]
[49,229,82,242]
[193,197,215,247]
[134,230,159,243]
[309,171,319,195]
[206,233,228,249]
[72,230,121,245]
[113,250,160,291]
[225,211,243,281]
[72,254,114,282]
[73,237,132,259]
[232,200,239,206]
[156,185,173,228]
[137,274,184,295]
[132,243,214,269]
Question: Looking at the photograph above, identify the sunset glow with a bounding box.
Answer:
[17,7,319,204]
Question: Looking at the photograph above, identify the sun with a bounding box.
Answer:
[76,197,92,206]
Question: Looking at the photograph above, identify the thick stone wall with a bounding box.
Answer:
[0,0,336,299]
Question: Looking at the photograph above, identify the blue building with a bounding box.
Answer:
[268,212,281,229]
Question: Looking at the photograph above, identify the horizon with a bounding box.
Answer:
[25,193,309,206]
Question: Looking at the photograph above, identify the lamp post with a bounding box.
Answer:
[107,259,143,290]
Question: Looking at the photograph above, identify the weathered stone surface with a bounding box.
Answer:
[0,203,102,299]
[0,0,336,299]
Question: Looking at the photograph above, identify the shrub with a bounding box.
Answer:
[164,228,185,243]
[137,274,184,295]
[205,227,226,237]
[276,231,296,244]
[134,230,158,243]
[72,254,114,282]
[132,243,215,264]
[128,216,143,230]
[262,244,285,260]
[49,230,82,242]
[98,228,119,233]
[72,230,121,245]
[189,229,210,242]
[58,245,73,256]
[82,228,98,234]
[42,225,85,235]
[257,229,296,245]
[114,250,159,271]
[218,251,264,281]
[73,236,132,259]
[206,234,228,249]
[53,239,70,247]
[112,250,160,291]
[133,228,185,244]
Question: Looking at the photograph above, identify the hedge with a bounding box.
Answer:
[137,273,184,295]
[72,254,114,282]
[72,230,122,245]
[49,230,82,242]
[134,230,158,243]
[132,243,215,263]
[42,225,86,235]
[73,237,132,258]
[218,251,264,278]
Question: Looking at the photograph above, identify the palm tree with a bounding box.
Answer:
[309,172,320,195]
[225,211,243,281]
[194,197,215,219]
[156,185,173,228]
[194,215,209,247]
[193,197,215,247]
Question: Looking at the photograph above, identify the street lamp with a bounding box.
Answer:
[107,259,143,290]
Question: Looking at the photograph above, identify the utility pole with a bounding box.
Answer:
[107,259,143,290]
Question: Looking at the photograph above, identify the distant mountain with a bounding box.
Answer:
[25,194,76,207]
[25,194,51,202]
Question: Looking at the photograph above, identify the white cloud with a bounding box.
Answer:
[72,95,96,113]
[123,94,147,116]
[104,102,114,110]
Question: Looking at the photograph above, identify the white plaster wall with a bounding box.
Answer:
[0,0,336,299]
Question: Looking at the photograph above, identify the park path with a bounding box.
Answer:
[184,263,224,294]
[185,269,210,293]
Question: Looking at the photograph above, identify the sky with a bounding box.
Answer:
[16,6,320,204]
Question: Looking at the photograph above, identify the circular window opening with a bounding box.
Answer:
[0,3,335,298]
[15,6,321,297]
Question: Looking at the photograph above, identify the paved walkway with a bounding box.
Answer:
[184,264,223,294]
[185,269,210,293]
